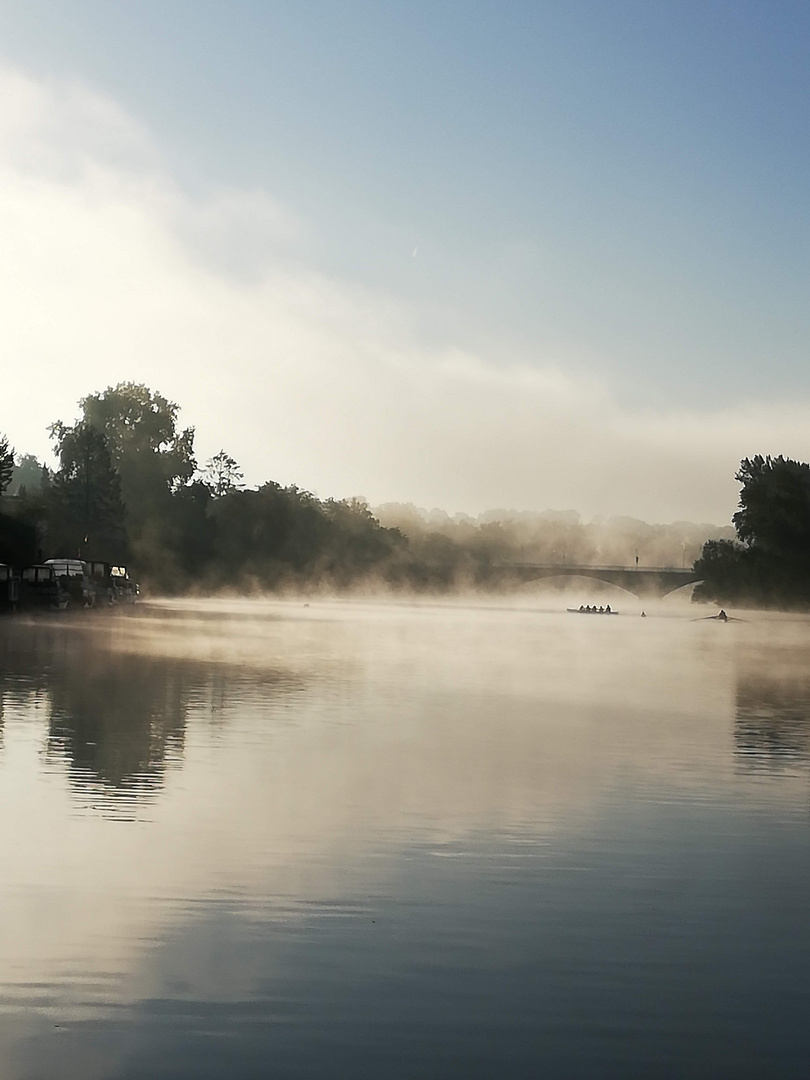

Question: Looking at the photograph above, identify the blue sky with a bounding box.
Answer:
[1,1,809,520]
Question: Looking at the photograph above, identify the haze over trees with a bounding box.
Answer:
[6,454,44,497]
[694,455,810,608]
[373,503,729,581]
[3,383,735,594]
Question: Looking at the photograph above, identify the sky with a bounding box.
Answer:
[1,0,809,523]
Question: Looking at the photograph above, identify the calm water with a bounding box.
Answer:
[1,598,809,1079]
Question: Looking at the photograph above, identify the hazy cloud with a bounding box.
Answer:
[1,64,806,524]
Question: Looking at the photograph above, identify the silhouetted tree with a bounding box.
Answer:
[81,382,196,511]
[79,383,196,576]
[203,485,407,589]
[204,450,244,497]
[155,480,216,590]
[0,435,14,495]
[733,455,810,556]
[49,421,127,559]
[8,453,45,496]
[695,455,810,608]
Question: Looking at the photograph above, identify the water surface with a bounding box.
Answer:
[1,599,809,1078]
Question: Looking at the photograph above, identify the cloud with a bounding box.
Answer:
[0,64,805,524]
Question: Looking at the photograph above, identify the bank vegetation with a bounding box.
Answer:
[2,383,734,596]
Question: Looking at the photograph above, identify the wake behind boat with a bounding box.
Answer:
[692,609,745,623]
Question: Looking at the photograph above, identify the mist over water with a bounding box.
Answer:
[1,598,809,1078]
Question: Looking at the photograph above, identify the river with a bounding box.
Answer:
[1,598,809,1078]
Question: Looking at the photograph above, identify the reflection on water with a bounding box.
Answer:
[1,602,809,1079]
[47,654,188,799]
[0,623,193,810]
[735,646,810,772]
[0,618,298,814]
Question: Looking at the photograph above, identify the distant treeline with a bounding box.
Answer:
[1,382,731,594]
[373,503,731,580]
[694,455,810,609]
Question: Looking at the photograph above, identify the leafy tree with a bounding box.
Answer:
[206,485,406,589]
[694,454,810,608]
[49,421,127,559]
[318,497,407,583]
[9,462,52,553]
[8,453,46,496]
[0,434,14,495]
[79,383,197,577]
[693,539,749,603]
[732,455,810,556]
[209,483,324,582]
[81,383,196,515]
[203,450,244,498]
[140,480,216,592]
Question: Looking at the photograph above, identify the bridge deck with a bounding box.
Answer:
[499,563,701,598]
[507,564,693,573]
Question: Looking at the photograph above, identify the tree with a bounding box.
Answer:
[203,450,244,498]
[9,453,46,496]
[78,384,197,575]
[0,434,14,494]
[694,454,810,608]
[49,421,127,558]
[206,485,406,589]
[81,383,196,515]
[732,455,810,556]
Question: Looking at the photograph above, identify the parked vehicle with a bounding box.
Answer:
[7,559,139,613]
[85,561,139,605]
[116,566,140,604]
[20,565,69,610]
[114,566,140,604]
[44,559,96,607]
[0,563,20,612]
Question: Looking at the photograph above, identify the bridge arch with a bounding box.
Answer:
[498,564,702,600]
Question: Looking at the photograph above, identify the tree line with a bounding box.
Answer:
[3,382,771,599]
[1,383,418,592]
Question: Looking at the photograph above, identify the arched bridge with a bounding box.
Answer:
[499,563,702,599]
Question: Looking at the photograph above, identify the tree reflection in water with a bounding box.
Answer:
[0,621,193,809]
[735,646,810,772]
[0,621,62,755]
[46,652,189,797]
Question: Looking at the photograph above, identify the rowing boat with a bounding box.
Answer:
[567,608,619,615]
